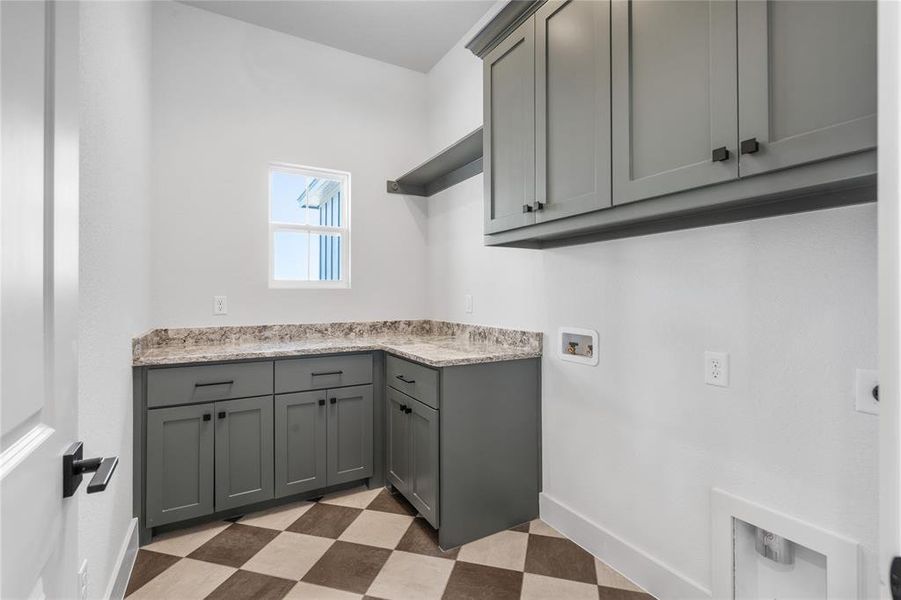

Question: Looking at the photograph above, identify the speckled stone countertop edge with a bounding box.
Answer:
[132,320,543,368]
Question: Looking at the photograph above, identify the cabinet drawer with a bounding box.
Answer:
[387,355,439,410]
[275,354,373,393]
[147,361,273,409]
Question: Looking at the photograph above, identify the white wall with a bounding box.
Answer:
[426,21,879,600]
[150,2,430,328]
[79,1,152,597]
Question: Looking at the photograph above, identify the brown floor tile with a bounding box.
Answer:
[188,523,279,568]
[598,585,655,600]
[367,489,418,516]
[509,522,530,533]
[441,562,523,600]
[301,541,392,594]
[287,503,363,539]
[524,535,597,584]
[205,570,295,600]
[125,550,181,596]
[396,518,459,559]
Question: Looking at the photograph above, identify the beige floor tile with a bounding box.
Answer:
[128,558,235,600]
[529,519,564,538]
[144,521,230,557]
[456,530,529,571]
[521,573,600,600]
[284,581,363,599]
[366,551,455,600]
[595,559,645,592]
[319,486,383,509]
[242,531,334,580]
[337,510,414,549]
[239,501,315,531]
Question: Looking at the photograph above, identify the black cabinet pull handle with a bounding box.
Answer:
[202,413,211,421]
[195,380,234,388]
[522,204,534,213]
[318,398,326,406]
[533,201,545,211]
[330,397,337,404]
[218,411,226,419]
[740,137,759,154]
[404,407,412,414]
[396,374,416,384]
[711,146,730,162]
[311,370,343,377]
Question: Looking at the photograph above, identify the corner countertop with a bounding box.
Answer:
[132,320,542,368]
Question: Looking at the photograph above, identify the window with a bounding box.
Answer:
[269,164,350,288]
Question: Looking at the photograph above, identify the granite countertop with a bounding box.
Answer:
[132,320,542,368]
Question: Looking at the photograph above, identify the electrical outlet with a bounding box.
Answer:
[705,351,729,387]
[77,560,88,600]
[213,296,227,315]
[855,368,879,415]
[464,294,473,314]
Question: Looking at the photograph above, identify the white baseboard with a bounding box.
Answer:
[539,492,711,600]
[104,518,138,600]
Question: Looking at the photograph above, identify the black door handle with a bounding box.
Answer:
[63,442,119,497]
[712,146,730,162]
[202,413,211,421]
[318,398,326,406]
[218,411,226,419]
[330,397,337,404]
[396,374,416,384]
[740,137,759,154]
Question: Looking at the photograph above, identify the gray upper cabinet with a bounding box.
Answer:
[484,17,535,233]
[386,388,411,492]
[611,0,738,204]
[535,0,611,222]
[214,395,274,511]
[146,403,214,527]
[736,0,877,176]
[408,398,439,528]
[327,384,373,486]
[275,391,327,498]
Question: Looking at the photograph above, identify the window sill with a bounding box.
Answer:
[269,280,351,290]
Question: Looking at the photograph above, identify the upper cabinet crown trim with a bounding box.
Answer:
[466,0,547,59]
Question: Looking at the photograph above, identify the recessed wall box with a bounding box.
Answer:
[558,327,599,366]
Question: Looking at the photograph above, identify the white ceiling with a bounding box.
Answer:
[180,1,496,73]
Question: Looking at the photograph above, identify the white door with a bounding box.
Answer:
[1,1,81,598]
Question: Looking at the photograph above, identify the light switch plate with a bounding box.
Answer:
[855,368,879,415]
[705,351,729,387]
[213,296,227,315]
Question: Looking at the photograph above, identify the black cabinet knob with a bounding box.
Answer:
[533,201,545,211]
[218,411,226,419]
[712,146,730,162]
[740,137,759,154]
[318,398,326,406]
[522,204,534,213]
[404,407,412,414]
[330,398,337,404]
[400,404,408,412]
[202,413,211,421]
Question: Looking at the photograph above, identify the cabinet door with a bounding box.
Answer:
[737,0,876,176]
[535,0,611,222]
[327,384,373,486]
[146,403,214,527]
[612,0,737,204]
[214,395,274,511]
[386,388,411,493]
[409,399,440,529]
[484,17,536,233]
[275,391,327,498]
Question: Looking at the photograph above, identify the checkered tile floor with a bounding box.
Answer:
[126,486,654,600]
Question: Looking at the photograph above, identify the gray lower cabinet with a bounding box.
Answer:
[146,403,214,527]
[386,387,439,529]
[535,0,611,221]
[275,391,328,498]
[483,16,535,234]
[736,0,876,176]
[214,395,274,511]
[327,384,374,486]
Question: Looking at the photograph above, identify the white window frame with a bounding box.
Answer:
[268,162,351,289]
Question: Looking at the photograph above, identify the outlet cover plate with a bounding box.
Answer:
[855,368,879,415]
[705,351,729,387]
[213,295,227,315]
